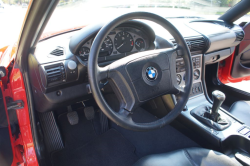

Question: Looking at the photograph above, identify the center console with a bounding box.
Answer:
[172,53,250,165]
[176,54,203,98]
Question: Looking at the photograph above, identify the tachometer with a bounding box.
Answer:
[114,31,134,53]
[100,36,113,56]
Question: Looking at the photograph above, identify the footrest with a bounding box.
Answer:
[67,111,79,125]
[84,107,95,120]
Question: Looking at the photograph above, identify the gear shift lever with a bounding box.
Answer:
[191,90,230,131]
[210,90,226,122]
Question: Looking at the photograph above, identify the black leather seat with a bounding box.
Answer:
[228,101,250,126]
[133,147,241,166]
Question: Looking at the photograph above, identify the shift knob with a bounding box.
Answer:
[211,90,225,115]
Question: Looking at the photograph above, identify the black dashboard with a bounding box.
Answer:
[28,19,244,112]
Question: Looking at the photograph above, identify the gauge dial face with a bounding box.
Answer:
[114,31,134,53]
[135,38,145,51]
[79,47,90,58]
[100,36,113,56]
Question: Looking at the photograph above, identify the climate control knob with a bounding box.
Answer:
[176,74,182,85]
[68,61,77,70]
[193,69,200,80]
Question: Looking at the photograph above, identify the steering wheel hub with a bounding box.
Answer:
[146,66,157,81]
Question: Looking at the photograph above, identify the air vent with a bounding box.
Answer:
[235,31,244,41]
[172,37,206,52]
[189,38,206,52]
[50,47,64,56]
[45,63,66,85]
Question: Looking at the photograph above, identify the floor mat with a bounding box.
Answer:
[52,129,138,166]
[111,107,200,158]
[58,108,98,148]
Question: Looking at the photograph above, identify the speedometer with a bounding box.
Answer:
[114,31,134,53]
[99,36,113,56]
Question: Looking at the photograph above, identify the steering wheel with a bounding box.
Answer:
[88,12,193,131]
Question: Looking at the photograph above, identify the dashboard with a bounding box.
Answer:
[29,19,244,113]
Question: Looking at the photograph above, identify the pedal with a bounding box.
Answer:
[100,110,109,133]
[67,111,79,125]
[84,107,95,120]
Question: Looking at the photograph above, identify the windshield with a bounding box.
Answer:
[0,0,248,48]
[44,0,244,34]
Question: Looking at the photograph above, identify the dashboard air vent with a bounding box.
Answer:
[44,63,66,85]
[50,47,64,56]
[189,38,206,52]
[171,37,206,52]
[235,31,244,41]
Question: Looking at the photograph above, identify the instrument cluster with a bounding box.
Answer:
[78,27,149,61]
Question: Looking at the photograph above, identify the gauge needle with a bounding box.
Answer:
[136,43,140,47]
[117,42,125,49]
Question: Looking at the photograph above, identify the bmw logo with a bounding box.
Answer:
[146,67,157,81]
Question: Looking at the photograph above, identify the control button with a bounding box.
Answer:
[198,86,201,91]
[68,61,77,70]
[56,91,62,96]
[192,88,195,94]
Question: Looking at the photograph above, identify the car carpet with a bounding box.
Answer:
[51,128,138,166]
[110,107,200,158]
[53,96,199,165]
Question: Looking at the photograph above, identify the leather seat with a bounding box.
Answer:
[133,147,241,166]
[228,101,250,126]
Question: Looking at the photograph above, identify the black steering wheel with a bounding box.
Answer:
[88,12,193,131]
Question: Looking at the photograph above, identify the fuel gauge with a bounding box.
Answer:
[79,47,90,61]
[135,38,145,51]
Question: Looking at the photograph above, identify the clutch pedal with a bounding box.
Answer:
[67,106,79,125]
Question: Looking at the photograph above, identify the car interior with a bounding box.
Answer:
[2,0,250,166]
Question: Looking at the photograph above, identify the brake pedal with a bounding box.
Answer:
[67,106,79,125]
[84,106,95,120]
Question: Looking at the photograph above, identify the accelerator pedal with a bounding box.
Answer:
[84,106,95,120]
[67,106,79,125]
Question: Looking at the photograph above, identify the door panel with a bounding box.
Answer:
[218,22,250,83]
[232,22,250,78]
